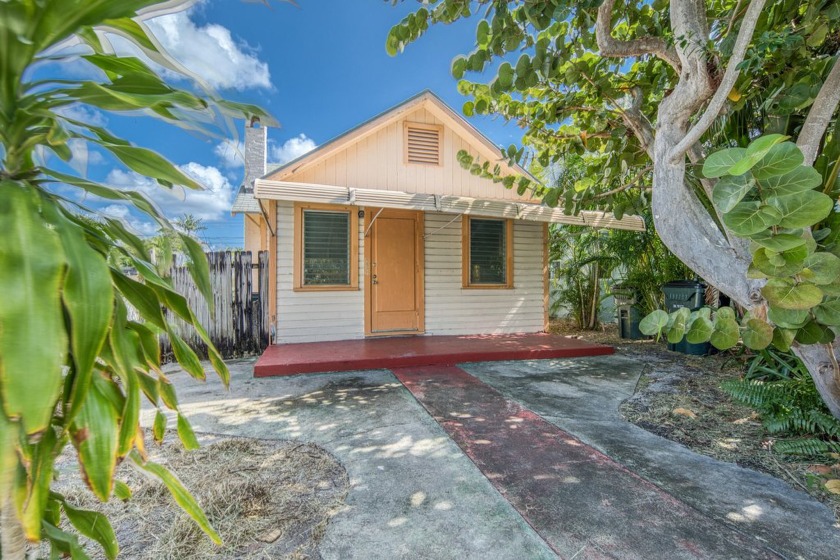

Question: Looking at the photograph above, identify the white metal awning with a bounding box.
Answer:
[253,179,646,232]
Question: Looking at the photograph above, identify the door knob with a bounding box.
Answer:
[372,274,378,284]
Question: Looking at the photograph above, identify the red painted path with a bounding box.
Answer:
[254,333,613,377]
[393,366,779,559]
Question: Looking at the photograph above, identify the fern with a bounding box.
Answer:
[721,351,840,458]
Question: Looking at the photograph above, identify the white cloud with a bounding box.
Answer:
[106,162,234,222]
[269,134,317,165]
[214,139,244,169]
[146,8,272,91]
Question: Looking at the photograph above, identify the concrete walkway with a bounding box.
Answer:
[150,356,840,559]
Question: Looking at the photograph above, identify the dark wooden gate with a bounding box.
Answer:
[161,250,269,359]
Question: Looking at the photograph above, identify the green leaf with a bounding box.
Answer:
[45,205,114,424]
[111,272,166,329]
[114,480,132,502]
[451,56,467,79]
[105,144,200,189]
[814,298,840,326]
[685,316,713,344]
[639,309,669,336]
[667,307,691,344]
[153,409,167,444]
[771,327,797,352]
[750,232,807,252]
[0,183,67,434]
[759,165,823,196]
[702,147,746,178]
[742,318,773,350]
[129,451,222,545]
[62,500,119,560]
[715,307,737,322]
[761,278,824,310]
[752,142,804,180]
[177,414,200,451]
[15,427,57,540]
[71,378,120,501]
[795,320,836,344]
[42,522,92,560]
[178,234,213,312]
[0,409,17,497]
[712,174,755,213]
[166,327,205,381]
[752,245,808,277]
[729,134,788,176]
[801,252,840,285]
[710,317,740,350]
[722,200,782,236]
[767,190,834,229]
[768,306,810,329]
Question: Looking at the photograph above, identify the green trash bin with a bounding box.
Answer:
[612,284,646,340]
[662,281,710,355]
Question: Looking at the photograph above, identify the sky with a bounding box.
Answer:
[55,0,526,248]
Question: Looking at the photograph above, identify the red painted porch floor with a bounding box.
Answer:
[253,333,613,377]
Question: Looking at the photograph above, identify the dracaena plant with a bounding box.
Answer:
[0,1,274,557]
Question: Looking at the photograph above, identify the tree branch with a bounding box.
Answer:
[596,0,682,73]
[798,53,840,166]
[668,0,767,163]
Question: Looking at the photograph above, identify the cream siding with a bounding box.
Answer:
[274,201,365,343]
[424,214,546,336]
[286,107,535,203]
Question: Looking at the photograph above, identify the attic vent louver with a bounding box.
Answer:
[405,122,442,165]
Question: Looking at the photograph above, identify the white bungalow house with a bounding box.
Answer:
[232,91,644,344]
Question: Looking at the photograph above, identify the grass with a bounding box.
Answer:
[46,434,349,559]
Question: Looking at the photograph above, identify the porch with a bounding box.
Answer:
[253,332,613,377]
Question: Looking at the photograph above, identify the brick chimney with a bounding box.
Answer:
[243,116,267,193]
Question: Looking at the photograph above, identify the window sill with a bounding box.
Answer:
[293,286,359,293]
[462,285,514,290]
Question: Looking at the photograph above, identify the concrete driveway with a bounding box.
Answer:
[149,356,840,559]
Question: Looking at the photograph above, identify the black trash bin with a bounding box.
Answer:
[662,281,710,355]
[612,285,646,340]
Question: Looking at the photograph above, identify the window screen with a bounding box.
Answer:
[469,219,506,284]
[303,210,351,285]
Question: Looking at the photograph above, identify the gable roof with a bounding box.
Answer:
[263,90,533,183]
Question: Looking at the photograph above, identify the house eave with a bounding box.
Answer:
[254,179,645,232]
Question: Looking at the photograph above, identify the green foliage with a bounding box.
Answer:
[643,135,840,351]
[0,0,274,554]
[722,350,840,457]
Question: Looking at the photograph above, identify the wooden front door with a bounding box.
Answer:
[366,209,424,335]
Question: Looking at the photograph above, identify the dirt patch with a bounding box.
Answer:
[550,319,840,519]
[46,435,349,559]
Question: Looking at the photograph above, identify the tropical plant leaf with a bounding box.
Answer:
[702,147,746,178]
[667,307,691,344]
[153,409,167,443]
[61,498,119,560]
[752,245,808,277]
[710,317,740,349]
[771,327,797,352]
[712,174,755,213]
[71,377,120,501]
[758,165,823,196]
[686,316,713,344]
[801,252,840,285]
[795,321,836,344]
[728,134,789,177]
[104,144,200,189]
[722,200,782,236]
[742,318,774,350]
[177,414,200,451]
[750,232,807,252]
[42,521,93,560]
[767,190,835,229]
[752,142,804,180]
[0,182,68,434]
[129,451,222,545]
[14,427,57,540]
[814,299,840,326]
[762,279,824,310]
[178,233,213,311]
[639,309,669,336]
[114,480,132,502]
[768,306,810,329]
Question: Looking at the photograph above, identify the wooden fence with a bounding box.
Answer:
[161,250,269,360]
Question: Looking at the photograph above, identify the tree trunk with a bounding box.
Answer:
[0,496,25,560]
